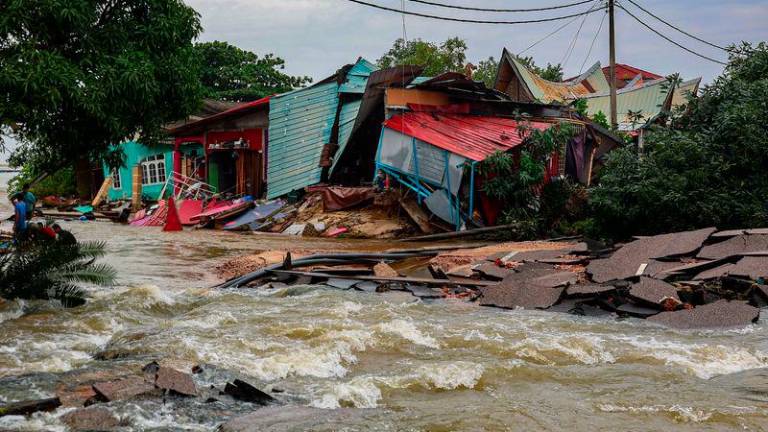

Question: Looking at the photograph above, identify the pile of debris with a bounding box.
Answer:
[0,360,278,431]
[218,228,768,329]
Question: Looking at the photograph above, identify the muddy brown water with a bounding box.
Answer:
[1,172,767,431]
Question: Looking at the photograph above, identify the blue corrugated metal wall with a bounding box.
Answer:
[266,58,376,199]
[267,82,339,199]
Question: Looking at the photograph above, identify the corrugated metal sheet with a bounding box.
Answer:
[583,78,673,131]
[505,52,609,103]
[267,58,376,198]
[267,82,339,199]
[329,98,363,173]
[383,112,552,162]
[339,59,376,94]
[671,77,701,109]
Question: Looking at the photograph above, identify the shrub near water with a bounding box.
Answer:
[590,42,768,239]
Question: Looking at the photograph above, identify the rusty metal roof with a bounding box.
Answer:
[382,109,553,162]
[497,49,610,103]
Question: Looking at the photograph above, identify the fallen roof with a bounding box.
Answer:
[581,78,675,131]
[671,77,702,109]
[382,110,553,162]
[496,49,610,103]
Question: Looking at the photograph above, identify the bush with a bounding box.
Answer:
[8,166,77,197]
[589,42,768,240]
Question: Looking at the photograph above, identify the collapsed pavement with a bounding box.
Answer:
[217,228,768,330]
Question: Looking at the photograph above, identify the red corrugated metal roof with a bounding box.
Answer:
[168,96,271,135]
[383,111,552,162]
[602,64,663,82]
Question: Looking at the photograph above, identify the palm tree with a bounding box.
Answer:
[0,241,116,307]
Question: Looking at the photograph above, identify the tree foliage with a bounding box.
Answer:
[590,42,768,239]
[0,0,204,172]
[473,56,499,88]
[377,37,468,76]
[9,166,77,197]
[517,56,564,81]
[195,41,312,102]
[475,121,577,237]
[0,240,116,307]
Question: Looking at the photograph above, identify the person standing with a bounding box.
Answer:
[11,193,28,242]
[21,184,36,220]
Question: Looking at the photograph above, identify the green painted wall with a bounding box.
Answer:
[101,141,202,201]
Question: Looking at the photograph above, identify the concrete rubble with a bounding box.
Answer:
[217,228,768,330]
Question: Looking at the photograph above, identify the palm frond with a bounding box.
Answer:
[47,283,87,308]
[48,263,117,285]
[74,241,109,259]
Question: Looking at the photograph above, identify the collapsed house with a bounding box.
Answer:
[494,48,702,132]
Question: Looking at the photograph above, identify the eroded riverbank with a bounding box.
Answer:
[1,208,768,430]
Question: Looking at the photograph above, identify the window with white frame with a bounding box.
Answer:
[111,169,122,189]
[140,154,166,185]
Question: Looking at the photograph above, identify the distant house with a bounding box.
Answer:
[101,100,234,202]
[494,48,701,132]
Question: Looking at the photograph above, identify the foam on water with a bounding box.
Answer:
[376,319,440,349]
[313,376,383,409]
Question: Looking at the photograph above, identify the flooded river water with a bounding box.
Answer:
[1,172,767,431]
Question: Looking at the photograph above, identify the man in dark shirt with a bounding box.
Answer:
[52,224,77,245]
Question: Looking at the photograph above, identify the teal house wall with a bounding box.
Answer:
[101,141,203,201]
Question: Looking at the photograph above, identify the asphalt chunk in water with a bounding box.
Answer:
[698,235,768,260]
[588,228,716,283]
[616,303,661,318]
[223,379,276,405]
[628,277,681,306]
[61,406,120,431]
[405,284,444,299]
[729,257,768,281]
[479,272,565,309]
[474,263,514,280]
[154,367,197,397]
[530,271,579,288]
[566,284,615,297]
[647,300,760,329]
[92,376,156,402]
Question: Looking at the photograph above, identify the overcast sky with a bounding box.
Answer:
[3,0,766,163]
[187,0,768,83]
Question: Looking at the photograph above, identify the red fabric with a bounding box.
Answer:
[178,200,204,225]
[383,112,553,162]
[163,198,183,232]
[40,226,56,239]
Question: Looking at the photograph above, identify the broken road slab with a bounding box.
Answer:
[629,277,681,306]
[648,300,760,329]
[698,235,768,260]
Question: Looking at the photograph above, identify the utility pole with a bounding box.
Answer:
[608,0,618,129]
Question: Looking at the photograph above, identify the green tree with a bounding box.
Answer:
[590,42,768,239]
[0,0,204,173]
[0,240,116,307]
[195,41,312,102]
[518,56,564,81]
[473,56,499,88]
[378,37,468,76]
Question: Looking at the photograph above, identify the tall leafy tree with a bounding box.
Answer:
[590,42,768,239]
[378,37,468,76]
[0,0,204,172]
[195,41,312,102]
[518,56,564,81]
[473,56,499,88]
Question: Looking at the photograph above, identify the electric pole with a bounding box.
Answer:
[608,0,618,129]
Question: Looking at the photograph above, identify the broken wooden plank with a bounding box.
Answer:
[267,270,496,286]
[399,199,433,233]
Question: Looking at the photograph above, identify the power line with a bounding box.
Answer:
[579,9,607,73]
[623,0,731,52]
[560,5,592,68]
[345,0,605,25]
[618,4,727,65]
[405,0,596,13]
[518,1,605,54]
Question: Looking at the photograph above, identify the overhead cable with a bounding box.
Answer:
[405,0,596,13]
[345,0,605,25]
[624,0,731,52]
[579,9,607,73]
[560,6,592,68]
[618,5,727,65]
[519,0,603,55]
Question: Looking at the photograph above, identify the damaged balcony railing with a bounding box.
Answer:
[158,172,218,201]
